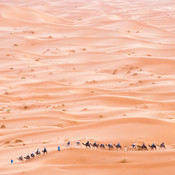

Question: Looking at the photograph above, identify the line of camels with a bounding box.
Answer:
[17,141,165,162]
[17,147,47,162]
[81,141,165,151]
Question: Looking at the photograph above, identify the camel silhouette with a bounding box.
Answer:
[148,144,156,150]
[137,144,148,150]
[35,150,41,155]
[42,148,47,154]
[114,144,122,150]
[31,153,35,158]
[99,144,105,149]
[106,144,114,150]
[129,144,138,151]
[82,141,91,148]
[90,142,99,148]
[157,142,165,149]
[17,156,23,161]
[24,155,30,160]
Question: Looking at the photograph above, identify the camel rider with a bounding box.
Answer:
[152,142,156,147]
[142,143,146,147]
[44,147,47,152]
[67,141,70,146]
[132,142,136,148]
[117,142,121,147]
[37,148,40,153]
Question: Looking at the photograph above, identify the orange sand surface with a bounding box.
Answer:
[0,0,175,174]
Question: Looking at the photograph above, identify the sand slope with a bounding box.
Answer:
[0,0,175,174]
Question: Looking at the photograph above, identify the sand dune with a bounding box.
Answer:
[0,0,175,174]
[0,4,72,24]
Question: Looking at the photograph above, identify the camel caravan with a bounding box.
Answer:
[81,141,165,151]
[17,147,47,162]
[16,141,165,163]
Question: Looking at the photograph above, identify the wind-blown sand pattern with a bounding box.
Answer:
[0,0,175,174]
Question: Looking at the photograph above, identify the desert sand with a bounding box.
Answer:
[0,0,175,174]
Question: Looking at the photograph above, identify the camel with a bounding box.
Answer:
[90,142,99,149]
[129,144,138,151]
[148,144,156,150]
[17,156,23,161]
[82,141,91,148]
[137,144,148,150]
[157,142,165,149]
[31,153,35,158]
[114,144,122,150]
[106,144,114,150]
[99,144,105,149]
[35,150,41,155]
[42,147,48,154]
[24,155,30,160]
